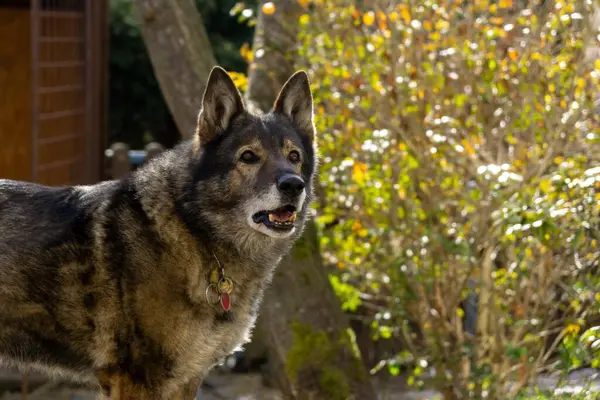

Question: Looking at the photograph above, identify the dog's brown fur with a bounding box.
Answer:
[0,67,317,399]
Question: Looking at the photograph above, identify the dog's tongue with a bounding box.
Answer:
[271,209,293,221]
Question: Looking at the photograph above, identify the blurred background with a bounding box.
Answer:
[1,0,600,399]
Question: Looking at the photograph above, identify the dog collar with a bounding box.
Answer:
[204,253,234,312]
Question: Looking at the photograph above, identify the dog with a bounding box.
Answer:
[0,66,317,399]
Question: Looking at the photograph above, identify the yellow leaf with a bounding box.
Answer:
[513,159,524,169]
[423,20,432,31]
[240,43,253,63]
[262,2,276,14]
[297,0,309,8]
[564,323,581,336]
[299,14,310,26]
[352,162,368,184]
[539,179,552,193]
[595,59,600,70]
[400,7,411,24]
[389,11,399,22]
[435,19,449,31]
[499,0,513,8]
[577,78,586,89]
[363,11,375,26]
[227,71,248,92]
[508,49,518,61]
[463,140,475,156]
[398,188,406,200]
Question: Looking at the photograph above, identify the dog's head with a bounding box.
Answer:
[192,66,317,243]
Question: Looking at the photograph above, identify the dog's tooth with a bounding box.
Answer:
[268,214,274,222]
[290,213,297,222]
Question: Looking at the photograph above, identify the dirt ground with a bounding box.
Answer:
[1,366,599,400]
[0,371,282,400]
[0,367,436,400]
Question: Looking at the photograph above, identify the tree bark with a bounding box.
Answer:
[133,0,376,398]
[131,0,217,140]
[245,2,377,399]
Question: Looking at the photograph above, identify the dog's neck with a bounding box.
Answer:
[204,236,288,277]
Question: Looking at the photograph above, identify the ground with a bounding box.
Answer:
[0,366,599,399]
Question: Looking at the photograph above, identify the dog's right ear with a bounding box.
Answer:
[196,66,245,145]
[272,70,315,142]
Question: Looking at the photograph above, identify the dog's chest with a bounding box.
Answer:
[170,279,263,379]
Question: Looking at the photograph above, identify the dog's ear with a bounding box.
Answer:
[196,66,245,144]
[272,71,315,142]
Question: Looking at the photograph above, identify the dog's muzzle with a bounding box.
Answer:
[246,178,306,238]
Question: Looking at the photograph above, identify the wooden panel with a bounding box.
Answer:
[38,135,83,165]
[40,12,83,37]
[37,160,83,187]
[40,63,84,87]
[39,88,84,114]
[0,9,32,181]
[39,112,83,139]
[40,41,83,63]
[34,6,87,186]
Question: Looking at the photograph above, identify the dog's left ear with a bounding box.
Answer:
[273,71,315,142]
[197,66,245,144]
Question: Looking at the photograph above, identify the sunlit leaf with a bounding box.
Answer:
[261,2,275,15]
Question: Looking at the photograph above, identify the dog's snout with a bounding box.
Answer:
[277,174,305,197]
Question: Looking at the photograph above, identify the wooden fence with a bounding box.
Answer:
[104,142,165,179]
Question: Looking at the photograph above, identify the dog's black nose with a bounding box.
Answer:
[277,174,305,197]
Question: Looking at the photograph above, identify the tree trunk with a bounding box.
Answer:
[246,2,377,399]
[133,0,376,398]
[131,0,217,140]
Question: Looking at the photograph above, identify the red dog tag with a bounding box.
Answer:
[220,292,231,311]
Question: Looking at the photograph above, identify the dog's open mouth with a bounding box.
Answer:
[252,205,297,231]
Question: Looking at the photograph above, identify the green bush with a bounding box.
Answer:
[296,0,600,398]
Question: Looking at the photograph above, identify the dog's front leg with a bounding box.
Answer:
[169,376,202,400]
[95,371,163,400]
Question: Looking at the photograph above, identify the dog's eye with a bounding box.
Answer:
[240,150,260,164]
[288,150,301,164]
